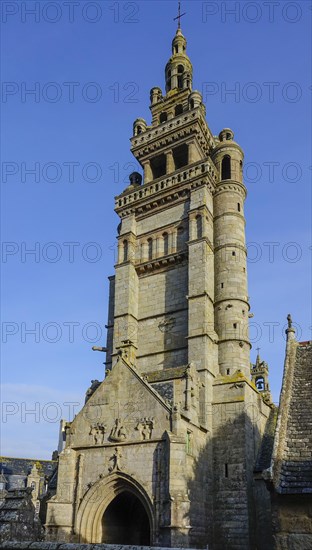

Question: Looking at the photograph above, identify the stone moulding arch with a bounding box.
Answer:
[76,471,154,543]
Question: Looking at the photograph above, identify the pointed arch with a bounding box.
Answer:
[76,471,154,544]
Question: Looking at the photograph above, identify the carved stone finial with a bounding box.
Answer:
[287,313,292,329]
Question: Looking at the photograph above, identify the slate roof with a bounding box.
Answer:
[0,457,56,479]
[271,340,312,494]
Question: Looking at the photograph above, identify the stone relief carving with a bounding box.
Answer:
[109,446,122,472]
[158,317,176,333]
[109,418,128,442]
[89,423,106,445]
[135,417,154,440]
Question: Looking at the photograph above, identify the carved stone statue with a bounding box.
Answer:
[85,380,101,403]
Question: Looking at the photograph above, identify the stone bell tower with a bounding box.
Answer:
[106,25,251,386]
[46,23,272,550]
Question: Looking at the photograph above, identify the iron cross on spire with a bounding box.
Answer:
[174,2,186,29]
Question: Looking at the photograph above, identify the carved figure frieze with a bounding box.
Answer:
[135,417,154,440]
[89,423,106,445]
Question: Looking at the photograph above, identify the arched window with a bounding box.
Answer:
[196,215,203,239]
[123,240,128,262]
[159,112,167,123]
[177,65,184,88]
[136,126,142,135]
[189,99,195,109]
[163,232,169,255]
[148,238,153,260]
[175,104,183,116]
[237,202,241,212]
[221,155,231,180]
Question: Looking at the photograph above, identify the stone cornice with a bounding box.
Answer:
[115,159,218,217]
[214,180,247,198]
[131,109,215,158]
[135,251,187,275]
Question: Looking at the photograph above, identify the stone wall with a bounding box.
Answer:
[0,544,196,550]
[272,494,312,550]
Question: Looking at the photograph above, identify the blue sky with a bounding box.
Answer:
[1,0,311,459]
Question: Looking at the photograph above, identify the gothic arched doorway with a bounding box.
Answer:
[102,490,150,545]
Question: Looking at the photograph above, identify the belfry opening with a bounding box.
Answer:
[101,491,151,545]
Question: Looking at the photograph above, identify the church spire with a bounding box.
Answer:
[165,22,193,94]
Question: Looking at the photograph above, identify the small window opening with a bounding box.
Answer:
[233,323,237,329]
[163,232,169,256]
[196,215,203,239]
[186,431,193,455]
[123,240,128,262]
[221,283,224,289]
[221,155,231,180]
[174,45,178,54]
[148,238,153,261]
[226,369,230,375]
[159,112,167,124]
[190,99,195,109]
[150,153,166,179]
[177,64,184,88]
[237,203,241,212]
[173,143,188,170]
[175,104,183,116]
[232,251,236,256]
[225,464,229,478]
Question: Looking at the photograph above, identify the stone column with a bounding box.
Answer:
[166,150,175,174]
[188,142,198,164]
[171,228,177,253]
[143,160,152,184]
